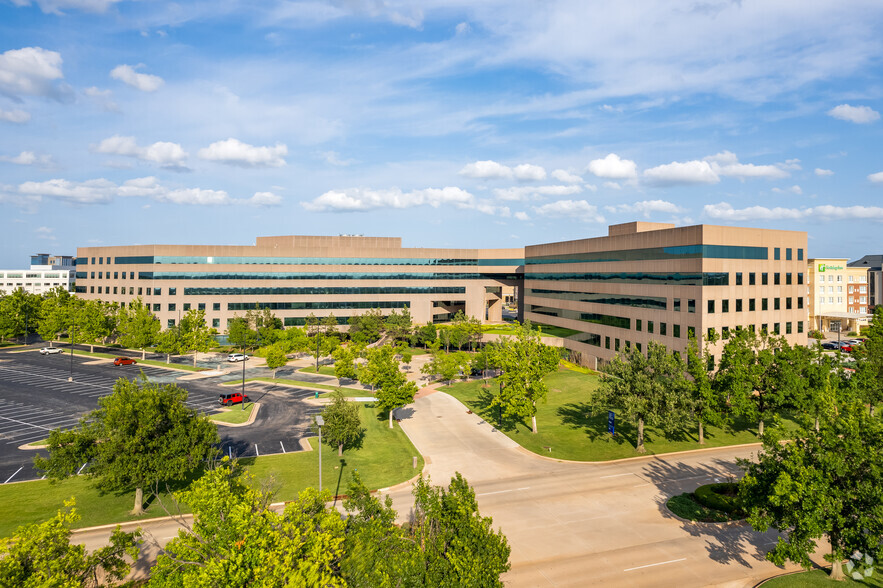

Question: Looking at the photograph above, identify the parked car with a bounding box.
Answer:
[113,357,137,366]
[39,347,64,355]
[821,342,838,350]
[836,342,854,353]
[227,353,248,362]
[219,392,249,406]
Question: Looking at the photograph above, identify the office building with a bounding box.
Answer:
[523,222,808,367]
[0,254,76,296]
[75,235,523,330]
[807,258,871,334]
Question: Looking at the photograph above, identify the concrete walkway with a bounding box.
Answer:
[386,390,820,588]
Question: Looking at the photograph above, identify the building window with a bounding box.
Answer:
[168,287,176,295]
[605,336,610,349]
[129,287,134,295]
[786,248,792,261]
[774,298,781,310]
[687,326,695,338]
[774,323,780,334]
[722,326,730,339]
[798,248,803,261]
[774,273,781,285]
[636,319,642,332]
[837,285,843,293]
[636,343,642,353]
[736,272,743,286]
[786,297,792,310]
[198,303,206,311]
[615,338,620,351]
[762,273,768,285]
[673,298,681,311]
[97,286,102,293]
[169,303,176,311]
[837,275,842,282]
[138,287,143,295]
[648,321,655,334]
[114,272,118,279]
[91,257,95,264]
[673,324,681,337]
[213,302,221,311]
[786,273,792,285]
[212,318,220,328]
[113,287,118,294]
[90,286,94,293]
[761,298,768,311]
[154,288,161,295]
[90,272,95,279]
[183,303,191,311]
[736,299,743,312]
[749,298,756,311]
[98,272,103,279]
[774,247,780,260]
[660,322,667,336]
[707,300,715,313]
[849,275,854,283]
[749,272,756,286]
[168,319,175,328]
[797,273,803,285]
[688,299,696,313]
[786,322,792,334]
[707,328,715,339]
[153,303,160,311]
[99,257,103,264]
[797,321,804,333]
[722,299,729,313]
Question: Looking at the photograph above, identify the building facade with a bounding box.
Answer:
[75,235,523,331]
[807,258,871,334]
[523,222,809,367]
[848,254,883,312]
[0,254,76,296]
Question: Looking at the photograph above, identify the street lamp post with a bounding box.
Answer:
[241,350,246,410]
[68,328,74,382]
[315,415,324,492]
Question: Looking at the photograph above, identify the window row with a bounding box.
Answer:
[707,297,804,312]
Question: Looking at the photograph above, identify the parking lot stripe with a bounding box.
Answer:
[0,414,55,431]
[4,467,23,484]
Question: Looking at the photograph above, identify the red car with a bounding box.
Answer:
[219,392,249,406]
[113,357,137,366]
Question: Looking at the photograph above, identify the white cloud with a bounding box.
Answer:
[603,181,621,190]
[703,151,789,180]
[869,172,883,183]
[493,184,582,202]
[604,200,684,217]
[514,211,530,221]
[320,151,357,166]
[704,202,883,221]
[533,199,605,223]
[513,163,546,181]
[35,226,56,240]
[10,176,278,207]
[0,151,53,166]
[459,160,546,181]
[643,160,720,186]
[110,64,164,92]
[10,0,121,14]
[94,135,189,168]
[780,159,802,171]
[83,86,118,111]
[0,47,64,99]
[587,153,637,179]
[0,108,30,124]
[827,104,880,124]
[772,185,803,195]
[551,169,583,183]
[303,186,475,212]
[815,168,834,176]
[197,138,287,168]
[455,22,470,35]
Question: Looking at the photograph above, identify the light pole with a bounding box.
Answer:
[315,415,324,492]
[241,351,246,410]
[68,325,74,382]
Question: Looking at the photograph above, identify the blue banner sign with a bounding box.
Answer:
[607,411,615,435]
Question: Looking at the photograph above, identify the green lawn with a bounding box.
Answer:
[763,569,883,587]
[68,349,207,372]
[222,377,370,396]
[442,367,802,461]
[210,402,256,424]
[298,365,338,376]
[0,404,421,538]
[666,493,737,523]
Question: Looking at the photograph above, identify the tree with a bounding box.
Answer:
[78,299,117,352]
[792,342,839,431]
[685,333,728,445]
[37,286,72,345]
[421,350,462,385]
[319,390,363,456]
[365,345,418,428]
[309,331,340,373]
[264,344,289,378]
[0,288,42,342]
[154,326,185,364]
[738,401,883,580]
[489,321,560,434]
[34,377,220,515]
[227,316,258,351]
[348,308,384,344]
[385,307,413,342]
[333,345,358,385]
[416,323,437,349]
[853,305,883,415]
[0,499,140,588]
[116,297,160,359]
[596,341,691,453]
[149,463,346,587]
[178,308,215,366]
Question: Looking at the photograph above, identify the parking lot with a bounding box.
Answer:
[0,347,323,484]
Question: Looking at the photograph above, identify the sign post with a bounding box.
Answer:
[607,411,615,436]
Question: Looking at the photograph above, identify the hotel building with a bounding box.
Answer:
[75,235,523,330]
[523,222,808,367]
[0,254,76,296]
[806,258,871,334]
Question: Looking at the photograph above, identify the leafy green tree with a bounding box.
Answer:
[226,315,259,351]
[853,305,883,415]
[79,299,117,352]
[35,377,219,515]
[308,331,340,372]
[333,345,358,385]
[489,321,560,434]
[421,350,462,385]
[178,308,215,366]
[685,333,728,445]
[596,341,691,453]
[0,288,42,342]
[155,326,185,363]
[264,344,289,378]
[37,286,72,345]
[738,401,883,580]
[116,297,161,359]
[149,463,346,588]
[348,308,385,344]
[322,312,339,338]
[385,307,413,342]
[416,323,437,349]
[365,345,418,428]
[319,390,364,456]
[792,342,839,431]
[0,499,140,588]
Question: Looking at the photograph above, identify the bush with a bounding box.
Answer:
[693,483,743,515]
[847,331,858,337]
[808,330,824,340]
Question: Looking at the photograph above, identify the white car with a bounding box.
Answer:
[40,347,64,355]
[227,353,248,362]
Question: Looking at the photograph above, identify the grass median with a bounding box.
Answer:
[67,349,207,372]
[762,570,883,587]
[210,402,256,424]
[298,365,337,376]
[0,403,421,538]
[442,367,801,461]
[223,377,374,398]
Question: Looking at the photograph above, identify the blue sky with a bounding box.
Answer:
[1,0,883,267]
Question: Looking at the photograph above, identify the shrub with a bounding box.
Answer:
[847,331,858,337]
[808,330,824,340]
[693,483,743,515]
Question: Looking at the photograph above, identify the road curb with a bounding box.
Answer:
[211,402,261,427]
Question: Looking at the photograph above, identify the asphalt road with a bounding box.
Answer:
[0,346,322,483]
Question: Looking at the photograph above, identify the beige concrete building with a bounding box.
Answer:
[75,235,523,331]
[524,222,809,367]
[0,254,76,296]
[806,258,871,335]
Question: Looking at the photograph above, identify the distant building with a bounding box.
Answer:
[848,254,883,312]
[75,235,523,330]
[523,222,808,367]
[0,253,76,296]
[806,258,870,335]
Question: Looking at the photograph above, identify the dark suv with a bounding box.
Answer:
[219,392,250,406]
